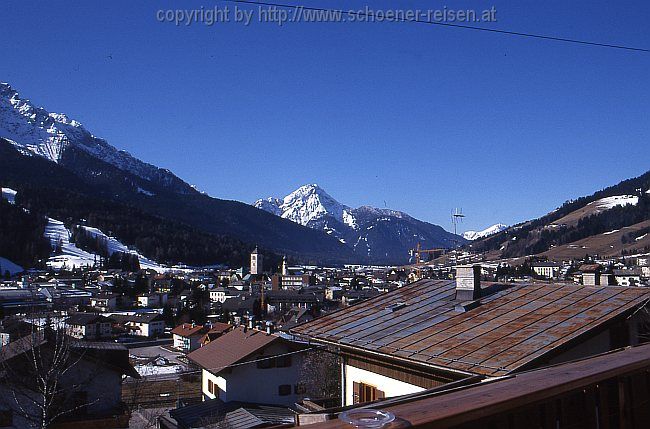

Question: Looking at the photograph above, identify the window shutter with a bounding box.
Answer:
[353,382,360,404]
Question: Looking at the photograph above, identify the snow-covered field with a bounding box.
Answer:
[1,187,17,204]
[44,218,165,272]
[45,218,98,270]
[589,195,639,211]
[78,226,163,271]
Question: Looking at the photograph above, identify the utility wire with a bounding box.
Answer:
[220,0,649,53]
[132,346,320,380]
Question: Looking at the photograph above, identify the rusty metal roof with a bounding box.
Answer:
[291,280,650,376]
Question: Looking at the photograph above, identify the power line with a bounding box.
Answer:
[132,345,320,380]
[219,0,649,53]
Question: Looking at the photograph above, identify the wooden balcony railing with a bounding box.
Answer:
[298,343,650,429]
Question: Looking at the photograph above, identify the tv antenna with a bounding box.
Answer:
[451,208,465,249]
[451,208,465,236]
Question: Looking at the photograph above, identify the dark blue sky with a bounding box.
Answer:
[1,0,648,232]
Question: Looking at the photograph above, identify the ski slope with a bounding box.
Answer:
[44,218,165,272]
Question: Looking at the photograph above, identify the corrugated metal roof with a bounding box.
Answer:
[291,280,650,376]
[169,399,296,429]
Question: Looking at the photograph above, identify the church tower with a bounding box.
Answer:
[251,247,262,275]
[282,255,289,276]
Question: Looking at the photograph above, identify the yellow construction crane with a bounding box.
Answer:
[409,243,446,279]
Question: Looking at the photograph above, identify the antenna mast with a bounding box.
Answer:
[452,208,465,240]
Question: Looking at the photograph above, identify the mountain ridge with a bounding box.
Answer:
[0,83,357,266]
[463,224,508,241]
[254,184,465,263]
[469,172,650,260]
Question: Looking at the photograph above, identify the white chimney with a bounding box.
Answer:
[265,321,273,335]
[456,265,481,301]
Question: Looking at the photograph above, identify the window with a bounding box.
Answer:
[257,357,275,369]
[352,382,385,404]
[294,383,307,395]
[207,379,219,397]
[278,384,292,396]
[276,355,292,368]
[0,410,12,427]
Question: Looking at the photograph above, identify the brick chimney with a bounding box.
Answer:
[456,265,482,301]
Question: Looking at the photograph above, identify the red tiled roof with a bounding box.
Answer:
[171,323,206,337]
[188,326,279,374]
[206,322,233,334]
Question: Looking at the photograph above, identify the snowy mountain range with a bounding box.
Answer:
[0,82,193,194]
[0,82,357,265]
[254,184,465,263]
[462,223,508,241]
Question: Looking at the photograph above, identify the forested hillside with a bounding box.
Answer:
[471,171,650,258]
[0,140,282,269]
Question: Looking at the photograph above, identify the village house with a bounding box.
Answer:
[614,268,644,286]
[265,290,322,315]
[111,313,166,338]
[199,322,233,347]
[272,273,312,290]
[65,313,114,340]
[187,325,310,406]
[209,286,242,304]
[291,265,650,406]
[531,261,561,279]
[579,263,602,285]
[136,292,168,308]
[286,344,650,429]
[171,323,208,353]
[89,292,118,312]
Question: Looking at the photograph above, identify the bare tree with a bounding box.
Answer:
[0,317,105,429]
[300,346,341,401]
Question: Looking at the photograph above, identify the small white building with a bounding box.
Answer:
[188,326,308,406]
[112,313,166,337]
[531,262,561,279]
[90,293,118,312]
[209,287,240,304]
[614,269,643,287]
[171,323,206,353]
[65,313,114,340]
[137,293,168,308]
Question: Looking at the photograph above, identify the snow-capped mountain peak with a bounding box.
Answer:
[0,82,194,194]
[280,184,346,225]
[254,184,465,263]
[463,223,508,241]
